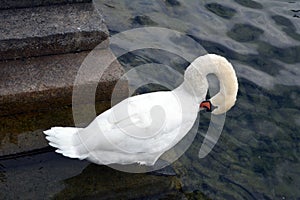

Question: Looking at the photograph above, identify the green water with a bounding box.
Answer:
[1,0,300,199]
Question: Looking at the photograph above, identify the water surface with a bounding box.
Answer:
[95,0,300,199]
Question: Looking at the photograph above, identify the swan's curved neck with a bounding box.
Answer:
[191,55,237,95]
[189,54,238,114]
[174,54,238,114]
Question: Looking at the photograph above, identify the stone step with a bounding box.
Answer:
[0,102,111,156]
[0,48,127,155]
[0,0,92,10]
[0,3,108,60]
[0,49,127,117]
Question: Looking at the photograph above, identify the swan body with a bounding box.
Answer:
[44,54,238,166]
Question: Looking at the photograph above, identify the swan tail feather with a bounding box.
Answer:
[44,127,88,160]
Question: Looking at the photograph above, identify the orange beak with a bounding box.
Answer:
[200,100,212,112]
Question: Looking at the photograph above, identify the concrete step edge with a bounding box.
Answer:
[0,3,109,60]
[0,49,128,116]
[0,0,92,10]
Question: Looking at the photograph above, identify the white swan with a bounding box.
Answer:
[44,54,238,166]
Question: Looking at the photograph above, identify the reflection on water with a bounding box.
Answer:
[0,152,191,199]
[1,0,300,199]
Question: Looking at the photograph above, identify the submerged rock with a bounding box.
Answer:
[53,164,183,199]
[227,23,264,42]
[131,15,158,26]
[205,3,237,19]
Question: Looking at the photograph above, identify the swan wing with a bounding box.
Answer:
[79,91,184,153]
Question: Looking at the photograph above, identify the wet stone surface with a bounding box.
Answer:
[0,3,108,60]
[0,49,126,116]
[0,0,92,10]
[0,47,128,155]
[0,101,111,156]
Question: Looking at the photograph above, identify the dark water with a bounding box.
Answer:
[1,0,300,199]
[96,0,300,199]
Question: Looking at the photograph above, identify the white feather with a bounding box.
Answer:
[44,54,238,165]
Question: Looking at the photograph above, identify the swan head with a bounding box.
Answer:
[184,54,238,115]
